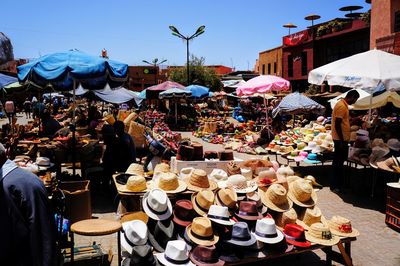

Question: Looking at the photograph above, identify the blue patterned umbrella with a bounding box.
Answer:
[272,92,325,117]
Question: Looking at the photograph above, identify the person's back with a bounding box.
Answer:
[114,121,136,171]
[42,112,62,137]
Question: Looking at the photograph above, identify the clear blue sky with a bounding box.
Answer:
[1,0,370,70]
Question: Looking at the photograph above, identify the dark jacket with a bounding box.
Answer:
[0,160,55,266]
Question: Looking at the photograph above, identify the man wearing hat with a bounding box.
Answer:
[0,143,55,265]
[331,90,360,192]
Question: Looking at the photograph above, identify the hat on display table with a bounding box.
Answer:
[155,240,195,266]
[252,218,284,244]
[260,184,293,212]
[303,153,321,164]
[214,188,238,211]
[186,217,219,246]
[173,200,196,227]
[327,216,360,238]
[121,220,149,254]
[192,190,216,216]
[288,179,318,207]
[305,223,339,246]
[142,189,173,221]
[122,244,160,266]
[224,222,257,247]
[189,245,224,266]
[207,205,235,226]
[148,219,175,252]
[283,224,311,248]
[187,169,217,192]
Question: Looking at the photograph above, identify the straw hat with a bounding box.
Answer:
[126,163,145,176]
[151,172,187,194]
[261,184,293,212]
[327,216,360,237]
[187,169,217,192]
[305,223,339,246]
[286,175,300,184]
[296,206,325,230]
[377,157,397,172]
[304,175,322,188]
[215,188,238,210]
[218,174,258,194]
[186,217,219,246]
[192,190,216,216]
[275,208,298,230]
[226,161,241,176]
[286,150,299,160]
[288,178,317,207]
[258,168,278,189]
[271,144,281,153]
[154,162,171,176]
[126,175,148,192]
[180,167,194,180]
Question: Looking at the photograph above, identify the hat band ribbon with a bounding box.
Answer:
[321,231,332,240]
[284,233,297,241]
[239,211,258,216]
[195,197,211,213]
[255,231,278,238]
[122,231,136,248]
[147,201,168,215]
[164,254,189,264]
[216,193,234,208]
[207,214,230,221]
[338,224,352,233]
[191,230,214,241]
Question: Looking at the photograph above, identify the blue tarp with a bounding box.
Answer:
[0,73,17,88]
[17,49,128,91]
[186,84,209,98]
[272,91,325,117]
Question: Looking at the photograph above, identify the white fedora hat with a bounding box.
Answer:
[155,240,195,266]
[252,218,284,244]
[207,205,235,226]
[121,220,148,254]
[142,188,173,221]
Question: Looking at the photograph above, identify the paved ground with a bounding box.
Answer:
[4,114,400,265]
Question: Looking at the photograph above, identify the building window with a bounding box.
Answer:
[395,11,400,33]
[268,63,271,74]
[274,62,277,74]
[262,64,265,75]
[288,55,293,77]
[301,52,308,76]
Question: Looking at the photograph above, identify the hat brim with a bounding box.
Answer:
[305,232,340,246]
[187,179,218,192]
[225,234,257,247]
[155,253,195,266]
[329,227,360,238]
[120,211,149,224]
[142,195,173,221]
[38,162,55,170]
[148,220,174,253]
[189,254,224,266]
[186,225,219,246]
[285,238,311,248]
[377,161,394,172]
[252,229,284,244]
[208,216,236,226]
[387,182,400,188]
[218,181,258,194]
[149,180,187,194]
[235,211,263,221]
[296,215,327,230]
[303,159,321,164]
[173,212,193,227]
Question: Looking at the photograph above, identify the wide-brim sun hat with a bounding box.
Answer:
[305,223,339,246]
[327,216,360,238]
[288,179,317,208]
[260,185,293,213]
[148,176,187,194]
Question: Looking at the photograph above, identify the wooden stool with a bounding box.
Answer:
[70,219,122,266]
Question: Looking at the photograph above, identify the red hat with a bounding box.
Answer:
[283,224,311,248]
[173,200,196,227]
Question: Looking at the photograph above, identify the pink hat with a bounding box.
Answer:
[294,151,308,162]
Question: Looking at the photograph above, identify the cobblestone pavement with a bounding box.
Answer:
[4,116,400,265]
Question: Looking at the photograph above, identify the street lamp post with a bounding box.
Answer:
[169,25,205,85]
[143,58,167,85]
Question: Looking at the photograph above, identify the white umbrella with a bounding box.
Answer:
[308,49,400,91]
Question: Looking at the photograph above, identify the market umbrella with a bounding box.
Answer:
[236,75,290,131]
[186,84,209,98]
[146,80,185,99]
[17,49,128,175]
[159,88,192,124]
[272,91,325,117]
[0,73,18,104]
[308,49,400,91]
[328,88,400,110]
[308,49,400,120]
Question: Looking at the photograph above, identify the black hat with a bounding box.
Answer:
[148,219,175,252]
[122,244,160,266]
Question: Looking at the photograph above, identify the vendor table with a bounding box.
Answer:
[228,237,356,266]
[70,219,122,266]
